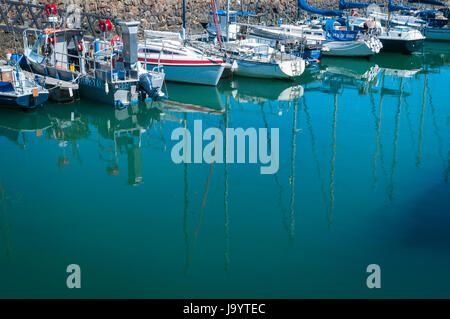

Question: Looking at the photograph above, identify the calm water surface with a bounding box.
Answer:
[0,43,449,298]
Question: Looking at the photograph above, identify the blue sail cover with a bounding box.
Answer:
[408,0,445,6]
[339,0,384,10]
[388,0,417,11]
[325,19,358,41]
[0,81,14,93]
[298,0,343,17]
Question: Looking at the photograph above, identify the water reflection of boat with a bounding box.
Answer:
[218,77,304,104]
[160,82,224,114]
[0,109,52,147]
[371,52,423,77]
[321,57,381,81]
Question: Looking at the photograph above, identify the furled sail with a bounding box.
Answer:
[298,0,343,17]
[339,0,384,10]
[407,0,445,6]
[388,0,417,11]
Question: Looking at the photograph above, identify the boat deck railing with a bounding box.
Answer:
[23,29,142,84]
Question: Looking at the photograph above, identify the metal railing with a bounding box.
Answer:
[0,0,114,37]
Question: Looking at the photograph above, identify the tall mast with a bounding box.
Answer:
[226,0,230,41]
[182,0,186,30]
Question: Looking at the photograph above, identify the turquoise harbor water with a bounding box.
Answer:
[0,43,449,298]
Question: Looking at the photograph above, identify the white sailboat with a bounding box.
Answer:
[280,20,382,57]
[223,38,306,79]
[139,30,225,86]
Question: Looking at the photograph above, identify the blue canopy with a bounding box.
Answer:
[298,0,343,17]
[0,81,14,93]
[408,0,445,6]
[388,0,417,11]
[210,10,255,16]
[339,0,384,10]
[325,19,358,41]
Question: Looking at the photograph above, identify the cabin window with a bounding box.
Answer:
[33,35,46,55]
[139,48,184,56]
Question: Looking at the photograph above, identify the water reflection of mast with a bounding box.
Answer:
[372,72,388,189]
[388,78,403,202]
[183,112,190,274]
[288,98,300,240]
[0,181,12,262]
[328,94,338,228]
[416,73,427,168]
[188,118,223,271]
[259,100,288,233]
[426,74,446,179]
[224,95,230,272]
[302,96,329,214]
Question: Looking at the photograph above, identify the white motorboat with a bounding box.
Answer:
[139,30,226,86]
[347,17,425,53]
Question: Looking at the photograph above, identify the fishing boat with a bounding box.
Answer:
[138,30,225,86]
[22,5,165,107]
[0,64,49,109]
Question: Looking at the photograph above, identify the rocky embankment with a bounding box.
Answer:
[0,0,446,54]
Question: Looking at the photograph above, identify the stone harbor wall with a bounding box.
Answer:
[0,0,448,54]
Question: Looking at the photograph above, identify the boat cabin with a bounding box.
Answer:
[207,10,255,40]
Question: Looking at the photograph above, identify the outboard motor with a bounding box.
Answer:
[138,73,162,102]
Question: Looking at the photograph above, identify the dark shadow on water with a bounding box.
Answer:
[398,181,450,251]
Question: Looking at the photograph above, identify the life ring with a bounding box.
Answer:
[99,19,113,33]
[45,4,57,15]
[106,20,113,32]
[111,35,121,47]
[77,40,84,51]
[112,53,123,68]
[51,4,57,15]
[99,20,107,33]
[47,36,56,45]
[44,4,52,16]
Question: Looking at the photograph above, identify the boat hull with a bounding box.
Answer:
[143,61,224,86]
[380,38,424,54]
[28,58,146,106]
[78,77,140,107]
[425,27,450,42]
[233,59,305,80]
[0,92,49,109]
[322,40,378,57]
[28,59,78,82]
